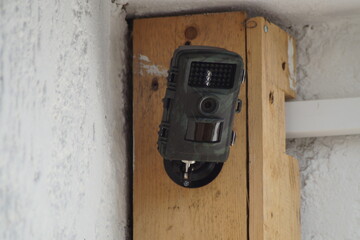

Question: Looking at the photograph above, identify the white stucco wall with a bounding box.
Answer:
[0,0,130,239]
[286,18,360,240]
[126,0,360,25]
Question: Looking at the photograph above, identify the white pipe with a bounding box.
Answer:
[285,97,360,138]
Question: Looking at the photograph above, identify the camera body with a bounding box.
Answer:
[158,46,244,163]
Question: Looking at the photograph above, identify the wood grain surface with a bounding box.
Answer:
[133,13,300,240]
[133,12,248,240]
[247,17,301,240]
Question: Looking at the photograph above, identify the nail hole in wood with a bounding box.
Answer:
[151,78,159,91]
[282,61,286,71]
[245,20,257,29]
[184,41,191,45]
[269,91,274,104]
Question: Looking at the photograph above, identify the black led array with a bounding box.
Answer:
[188,61,236,89]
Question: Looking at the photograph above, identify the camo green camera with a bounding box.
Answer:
[158,46,245,188]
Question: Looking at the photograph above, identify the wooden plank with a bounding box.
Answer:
[286,97,360,138]
[247,17,301,240]
[133,12,248,240]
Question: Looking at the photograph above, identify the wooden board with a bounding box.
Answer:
[246,17,301,240]
[133,12,248,240]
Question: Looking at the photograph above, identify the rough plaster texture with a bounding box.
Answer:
[287,18,360,240]
[292,20,360,100]
[0,0,130,239]
[288,136,360,240]
[126,0,360,25]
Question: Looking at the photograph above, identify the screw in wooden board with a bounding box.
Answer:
[151,78,159,91]
[185,26,198,40]
[264,25,269,33]
[269,91,274,104]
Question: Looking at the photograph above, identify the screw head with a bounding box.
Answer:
[183,181,190,187]
[264,25,268,33]
[185,26,198,40]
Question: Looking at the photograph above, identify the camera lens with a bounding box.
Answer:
[204,101,212,109]
[200,97,218,114]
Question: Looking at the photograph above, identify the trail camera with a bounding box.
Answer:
[158,46,245,188]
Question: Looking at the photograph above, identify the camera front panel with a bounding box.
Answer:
[158,46,244,163]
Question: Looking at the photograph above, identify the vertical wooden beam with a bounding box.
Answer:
[247,17,301,240]
[133,12,248,240]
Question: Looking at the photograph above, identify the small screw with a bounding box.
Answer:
[183,181,190,187]
[264,25,268,33]
[185,26,198,40]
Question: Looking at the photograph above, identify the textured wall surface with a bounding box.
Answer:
[126,0,360,25]
[287,18,360,240]
[0,0,130,239]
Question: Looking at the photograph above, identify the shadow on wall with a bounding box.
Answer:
[98,2,133,239]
